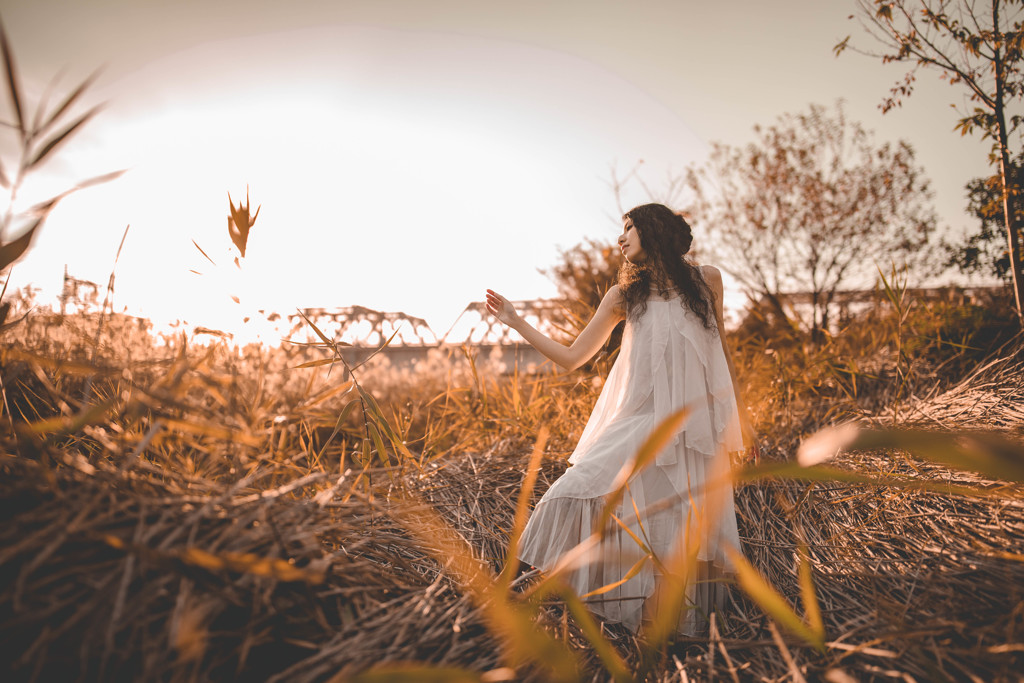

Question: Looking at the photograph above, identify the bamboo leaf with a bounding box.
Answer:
[299,379,355,409]
[282,338,351,349]
[876,264,898,307]
[350,326,402,372]
[335,395,361,424]
[291,357,337,369]
[357,387,392,434]
[356,388,414,462]
[296,309,337,351]
[367,421,390,468]
[102,536,325,584]
[73,168,126,190]
[636,509,701,661]
[526,534,602,594]
[1,346,117,376]
[314,395,361,462]
[851,428,1024,484]
[20,170,125,218]
[383,427,414,462]
[744,458,942,490]
[609,512,650,554]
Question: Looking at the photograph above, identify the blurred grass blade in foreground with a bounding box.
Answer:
[0,18,120,279]
[725,545,825,650]
[0,216,42,271]
[598,407,691,533]
[342,665,515,682]
[498,428,547,587]
[392,491,582,682]
[798,424,1024,484]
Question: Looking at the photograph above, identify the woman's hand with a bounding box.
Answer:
[485,289,522,329]
[739,405,760,464]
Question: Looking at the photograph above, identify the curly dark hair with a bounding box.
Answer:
[618,203,717,331]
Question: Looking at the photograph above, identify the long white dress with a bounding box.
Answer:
[517,294,743,634]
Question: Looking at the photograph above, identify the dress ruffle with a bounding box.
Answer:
[518,297,743,634]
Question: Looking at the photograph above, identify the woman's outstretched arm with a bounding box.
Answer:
[485,286,624,372]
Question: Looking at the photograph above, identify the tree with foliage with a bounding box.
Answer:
[685,101,937,339]
[948,151,1022,280]
[837,0,1024,321]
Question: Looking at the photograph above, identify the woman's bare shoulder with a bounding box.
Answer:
[699,264,722,282]
[602,284,626,315]
[700,265,724,297]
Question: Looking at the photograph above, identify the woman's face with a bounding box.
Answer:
[618,218,647,263]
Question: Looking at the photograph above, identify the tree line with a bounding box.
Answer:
[550,0,1024,338]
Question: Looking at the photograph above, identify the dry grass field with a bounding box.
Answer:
[2,25,1024,679]
[1,283,1022,682]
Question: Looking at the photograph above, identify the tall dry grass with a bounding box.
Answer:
[3,276,1022,681]
[1,18,1024,681]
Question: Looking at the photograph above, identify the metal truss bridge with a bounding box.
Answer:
[289,299,570,371]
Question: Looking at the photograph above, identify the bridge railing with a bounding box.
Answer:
[285,299,570,374]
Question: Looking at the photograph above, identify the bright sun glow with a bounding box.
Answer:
[7,25,708,343]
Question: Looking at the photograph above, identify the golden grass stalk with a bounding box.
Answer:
[101,534,326,584]
[391,489,582,682]
[597,406,691,532]
[497,427,547,587]
[798,424,1024,485]
[0,18,120,279]
[2,186,1022,680]
[725,546,825,650]
[342,665,515,682]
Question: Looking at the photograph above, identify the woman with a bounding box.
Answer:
[485,203,750,635]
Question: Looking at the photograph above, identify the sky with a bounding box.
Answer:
[0,0,1008,343]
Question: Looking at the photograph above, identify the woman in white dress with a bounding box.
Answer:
[484,203,750,635]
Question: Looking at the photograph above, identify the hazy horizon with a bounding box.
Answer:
[0,0,1009,343]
